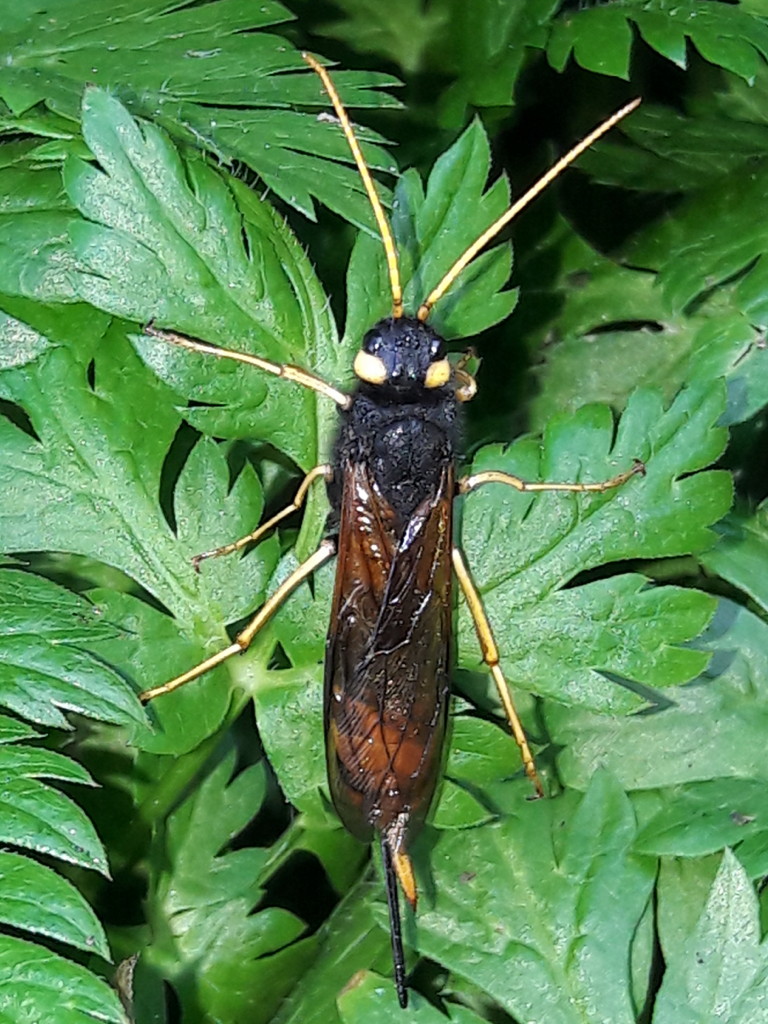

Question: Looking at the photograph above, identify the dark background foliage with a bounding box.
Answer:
[0,1,767,1021]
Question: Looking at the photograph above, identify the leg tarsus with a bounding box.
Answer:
[459,458,645,496]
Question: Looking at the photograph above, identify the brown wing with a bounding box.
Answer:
[324,459,453,842]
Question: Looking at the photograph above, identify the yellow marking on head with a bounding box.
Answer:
[424,358,451,388]
[354,349,388,384]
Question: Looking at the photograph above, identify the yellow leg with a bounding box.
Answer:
[452,546,544,799]
[144,324,351,409]
[140,539,336,703]
[459,458,645,496]
[192,463,332,571]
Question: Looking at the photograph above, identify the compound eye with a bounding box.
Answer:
[424,358,451,389]
[430,338,445,360]
[361,327,383,355]
[354,349,388,384]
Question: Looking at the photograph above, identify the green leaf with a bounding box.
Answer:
[435,716,518,828]
[86,589,231,757]
[0,743,92,786]
[0,295,109,370]
[635,779,768,864]
[0,576,131,966]
[0,569,144,730]
[547,600,768,790]
[631,160,768,336]
[0,320,288,719]
[319,0,558,124]
[0,333,181,599]
[272,879,391,1024]
[0,933,126,1024]
[579,106,768,192]
[459,384,731,711]
[252,660,327,821]
[171,436,278,624]
[548,1,768,82]
[0,0,399,226]
[345,118,517,341]
[0,770,108,875]
[338,970,487,1020]
[522,219,768,430]
[549,7,634,79]
[60,86,340,468]
[318,0,449,76]
[417,772,655,1023]
[701,504,768,615]
[0,850,109,959]
[145,751,314,1022]
[0,715,37,744]
[0,570,122,999]
[656,855,722,963]
[0,309,55,368]
[653,850,768,1023]
[0,37,747,1020]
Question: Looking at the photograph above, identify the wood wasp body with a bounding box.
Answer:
[140,56,641,1008]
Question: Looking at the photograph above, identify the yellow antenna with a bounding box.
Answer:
[303,53,403,319]
[416,98,641,322]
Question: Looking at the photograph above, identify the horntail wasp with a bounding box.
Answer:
[140,55,642,1009]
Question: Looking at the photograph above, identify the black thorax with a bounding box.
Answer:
[330,386,458,526]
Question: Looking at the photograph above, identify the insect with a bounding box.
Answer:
[139,55,642,1009]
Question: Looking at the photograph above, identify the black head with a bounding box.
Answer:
[353,317,450,396]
